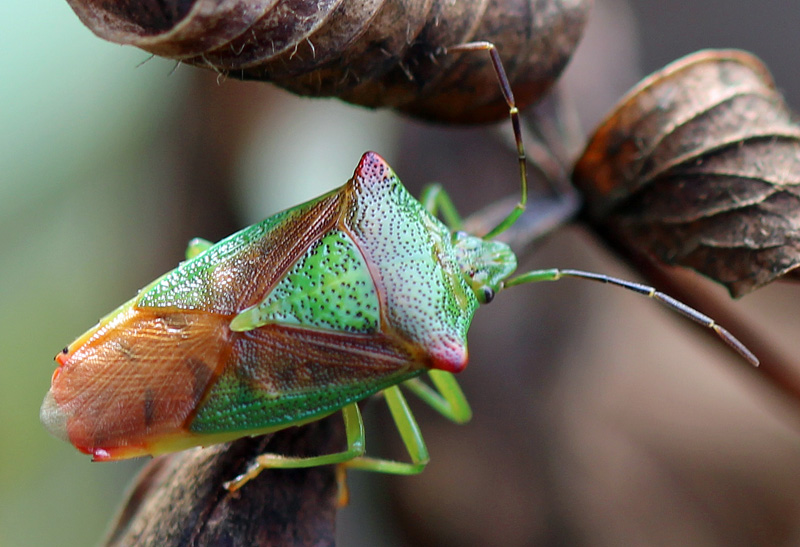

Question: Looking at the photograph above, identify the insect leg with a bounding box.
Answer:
[446,41,527,239]
[420,183,464,230]
[504,268,759,366]
[343,385,430,475]
[223,403,367,491]
[401,370,472,424]
[185,237,213,259]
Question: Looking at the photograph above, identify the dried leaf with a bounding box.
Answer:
[64,0,591,123]
[573,49,800,297]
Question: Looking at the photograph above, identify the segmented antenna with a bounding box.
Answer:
[504,269,759,366]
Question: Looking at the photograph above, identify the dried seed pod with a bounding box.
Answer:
[573,49,800,297]
[64,0,591,123]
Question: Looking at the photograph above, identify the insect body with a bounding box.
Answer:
[41,151,497,465]
[41,44,757,491]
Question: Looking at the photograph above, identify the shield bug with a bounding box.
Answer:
[40,42,758,492]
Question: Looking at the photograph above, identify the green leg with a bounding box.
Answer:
[401,370,472,423]
[342,371,473,474]
[185,237,213,260]
[343,385,430,474]
[344,370,473,475]
[223,403,367,491]
[420,183,463,231]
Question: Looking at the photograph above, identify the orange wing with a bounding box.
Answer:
[42,304,232,460]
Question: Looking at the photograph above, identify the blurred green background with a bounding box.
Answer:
[0,2,181,546]
[2,4,177,546]
[1,3,401,545]
[5,2,800,546]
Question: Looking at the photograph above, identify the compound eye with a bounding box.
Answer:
[480,286,495,304]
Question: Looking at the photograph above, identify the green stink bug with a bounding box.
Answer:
[40,43,757,492]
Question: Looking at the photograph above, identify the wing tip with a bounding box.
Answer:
[40,390,70,443]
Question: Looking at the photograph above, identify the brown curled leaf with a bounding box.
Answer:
[572,49,800,297]
[64,0,591,123]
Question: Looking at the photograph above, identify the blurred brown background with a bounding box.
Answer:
[3,1,800,545]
